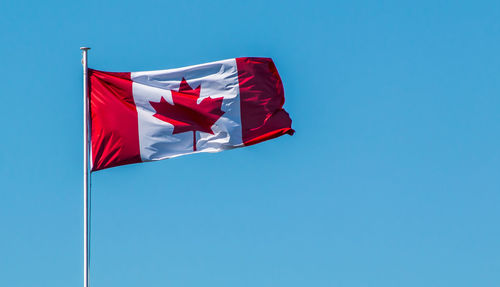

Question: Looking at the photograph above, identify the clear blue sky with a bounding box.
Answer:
[1,0,499,286]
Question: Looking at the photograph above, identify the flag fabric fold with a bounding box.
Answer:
[89,57,294,171]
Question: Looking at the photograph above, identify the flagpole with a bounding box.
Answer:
[81,46,91,287]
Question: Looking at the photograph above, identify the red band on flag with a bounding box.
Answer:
[89,70,141,171]
[236,57,294,146]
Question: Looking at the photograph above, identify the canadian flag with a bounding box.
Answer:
[89,57,294,171]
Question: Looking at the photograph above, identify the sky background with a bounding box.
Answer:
[1,0,499,286]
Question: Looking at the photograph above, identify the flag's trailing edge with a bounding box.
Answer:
[88,57,294,171]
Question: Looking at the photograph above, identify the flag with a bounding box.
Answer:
[88,57,294,171]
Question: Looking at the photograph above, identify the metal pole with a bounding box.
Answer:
[81,46,91,287]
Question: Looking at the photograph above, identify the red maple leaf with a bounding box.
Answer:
[149,78,225,151]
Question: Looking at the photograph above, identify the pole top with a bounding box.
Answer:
[80,47,91,51]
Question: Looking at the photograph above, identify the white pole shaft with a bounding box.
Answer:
[81,46,90,287]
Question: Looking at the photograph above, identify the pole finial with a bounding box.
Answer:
[80,47,91,51]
